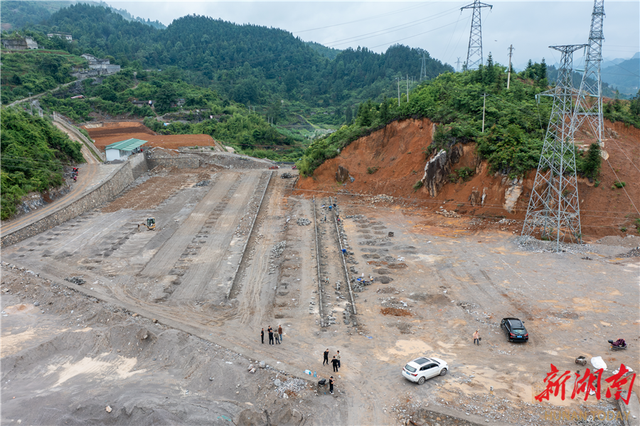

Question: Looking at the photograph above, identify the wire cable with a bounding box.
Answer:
[608,138,640,175]
[604,158,640,215]
[292,2,433,34]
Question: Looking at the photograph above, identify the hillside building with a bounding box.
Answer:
[105,138,148,162]
[1,36,38,50]
[47,33,73,41]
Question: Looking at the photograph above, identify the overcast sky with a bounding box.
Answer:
[103,1,639,71]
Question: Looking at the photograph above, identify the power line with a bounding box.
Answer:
[293,2,434,34]
[324,7,460,48]
[604,158,640,215]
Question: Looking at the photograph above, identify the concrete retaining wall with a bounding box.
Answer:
[130,152,149,179]
[1,155,142,248]
[146,153,200,169]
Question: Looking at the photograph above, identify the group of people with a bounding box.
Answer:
[261,325,283,345]
[323,348,341,372]
[71,167,79,182]
[320,203,338,222]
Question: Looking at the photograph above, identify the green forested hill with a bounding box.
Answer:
[1,108,84,219]
[298,61,640,178]
[32,4,452,108]
[0,1,73,30]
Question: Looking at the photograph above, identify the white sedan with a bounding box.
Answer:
[402,357,448,385]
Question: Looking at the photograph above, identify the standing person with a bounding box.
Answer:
[329,376,334,395]
[336,350,341,368]
[473,330,480,345]
[261,328,264,344]
[274,329,280,344]
[278,325,283,342]
[331,356,339,372]
[268,326,274,345]
[323,349,329,365]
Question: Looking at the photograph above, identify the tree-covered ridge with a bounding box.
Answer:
[31,4,452,108]
[305,41,341,60]
[1,108,84,219]
[0,1,73,30]
[298,61,639,178]
[1,50,85,104]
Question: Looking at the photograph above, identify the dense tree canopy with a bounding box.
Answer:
[1,108,84,219]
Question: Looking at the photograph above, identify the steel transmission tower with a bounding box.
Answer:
[573,0,605,147]
[420,52,427,80]
[461,0,492,70]
[522,45,586,250]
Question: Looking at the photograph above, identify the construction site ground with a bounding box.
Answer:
[83,121,225,151]
[2,160,639,425]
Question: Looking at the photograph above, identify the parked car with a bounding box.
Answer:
[501,317,529,342]
[402,357,448,385]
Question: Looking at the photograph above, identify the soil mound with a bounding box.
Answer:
[83,122,225,151]
[296,118,640,240]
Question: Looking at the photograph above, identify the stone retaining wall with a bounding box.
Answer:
[130,152,149,179]
[146,153,200,169]
[1,156,141,248]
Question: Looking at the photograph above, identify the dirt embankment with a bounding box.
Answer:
[297,118,640,240]
[83,121,225,151]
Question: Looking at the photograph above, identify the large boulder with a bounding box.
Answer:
[420,145,464,197]
[335,165,349,183]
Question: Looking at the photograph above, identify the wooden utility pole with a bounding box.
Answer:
[482,93,487,133]
[397,77,400,106]
[507,44,514,90]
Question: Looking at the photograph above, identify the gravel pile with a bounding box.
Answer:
[297,218,311,226]
[65,276,86,285]
[273,378,307,398]
[617,246,640,258]
[271,241,286,258]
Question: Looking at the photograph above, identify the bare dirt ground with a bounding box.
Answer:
[2,156,638,425]
[83,121,224,151]
[297,118,640,241]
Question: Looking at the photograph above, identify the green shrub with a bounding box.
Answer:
[1,108,83,219]
[413,180,423,191]
[614,181,626,188]
[456,167,475,181]
[367,166,378,174]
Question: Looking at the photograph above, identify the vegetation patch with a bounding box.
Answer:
[1,108,84,219]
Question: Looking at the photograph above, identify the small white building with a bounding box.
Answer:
[47,33,73,41]
[105,138,147,162]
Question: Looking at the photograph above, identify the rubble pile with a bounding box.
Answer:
[618,246,640,258]
[280,173,293,179]
[271,241,287,258]
[65,276,86,285]
[297,218,311,226]
[273,378,307,398]
[368,194,394,204]
[193,180,210,187]
[435,209,461,218]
